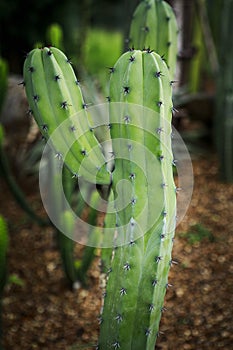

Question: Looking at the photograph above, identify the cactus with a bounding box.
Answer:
[129,0,178,80]
[46,23,64,50]
[0,215,8,350]
[214,0,233,182]
[23,47,111,185]
[0,57,8,112]
[0,216,8,295]
[98,49,176,349]
[0,124,48,226]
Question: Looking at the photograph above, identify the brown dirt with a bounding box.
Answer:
[1,153,233,350]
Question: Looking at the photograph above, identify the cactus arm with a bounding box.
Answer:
[23,47,111,185]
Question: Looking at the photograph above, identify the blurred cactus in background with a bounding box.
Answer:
[214,0,233,182]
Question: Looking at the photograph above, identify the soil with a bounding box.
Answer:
[1,148,233,350]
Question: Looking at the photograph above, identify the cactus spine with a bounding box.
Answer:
[23,47,111,185]
[129,0,178,79]
[98,49,176,349]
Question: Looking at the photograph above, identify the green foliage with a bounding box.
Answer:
[83,28,123,93]
[0,57,8,112]
[46,23,64,50]
[0,124,48,226]
[180,224,214,245]
[0,215,8,294]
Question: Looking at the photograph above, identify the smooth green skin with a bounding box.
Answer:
[98,50,176,350]
[23,47,111,185]
[129,0,178,80]
[215,0,233,182]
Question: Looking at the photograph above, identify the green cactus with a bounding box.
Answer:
[215,0,233,182]
[23,47,111,185]
[0,216,8,295]
[98,49,176,349]
[129,0,178,80]
[0,124,48,226]
[0,57,8,112]
[0,215,8,350]
[46,23,64,50]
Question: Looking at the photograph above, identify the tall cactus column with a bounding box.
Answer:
[215,0,233,182]
[98,49,176,350]
[129,0,178,80]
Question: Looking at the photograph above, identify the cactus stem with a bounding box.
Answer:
[29,66,35,73]
[157,101,163,107]
[106,96,111,102]
[47,50,53,56]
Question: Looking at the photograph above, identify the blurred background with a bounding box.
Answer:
[0,0,232,349]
